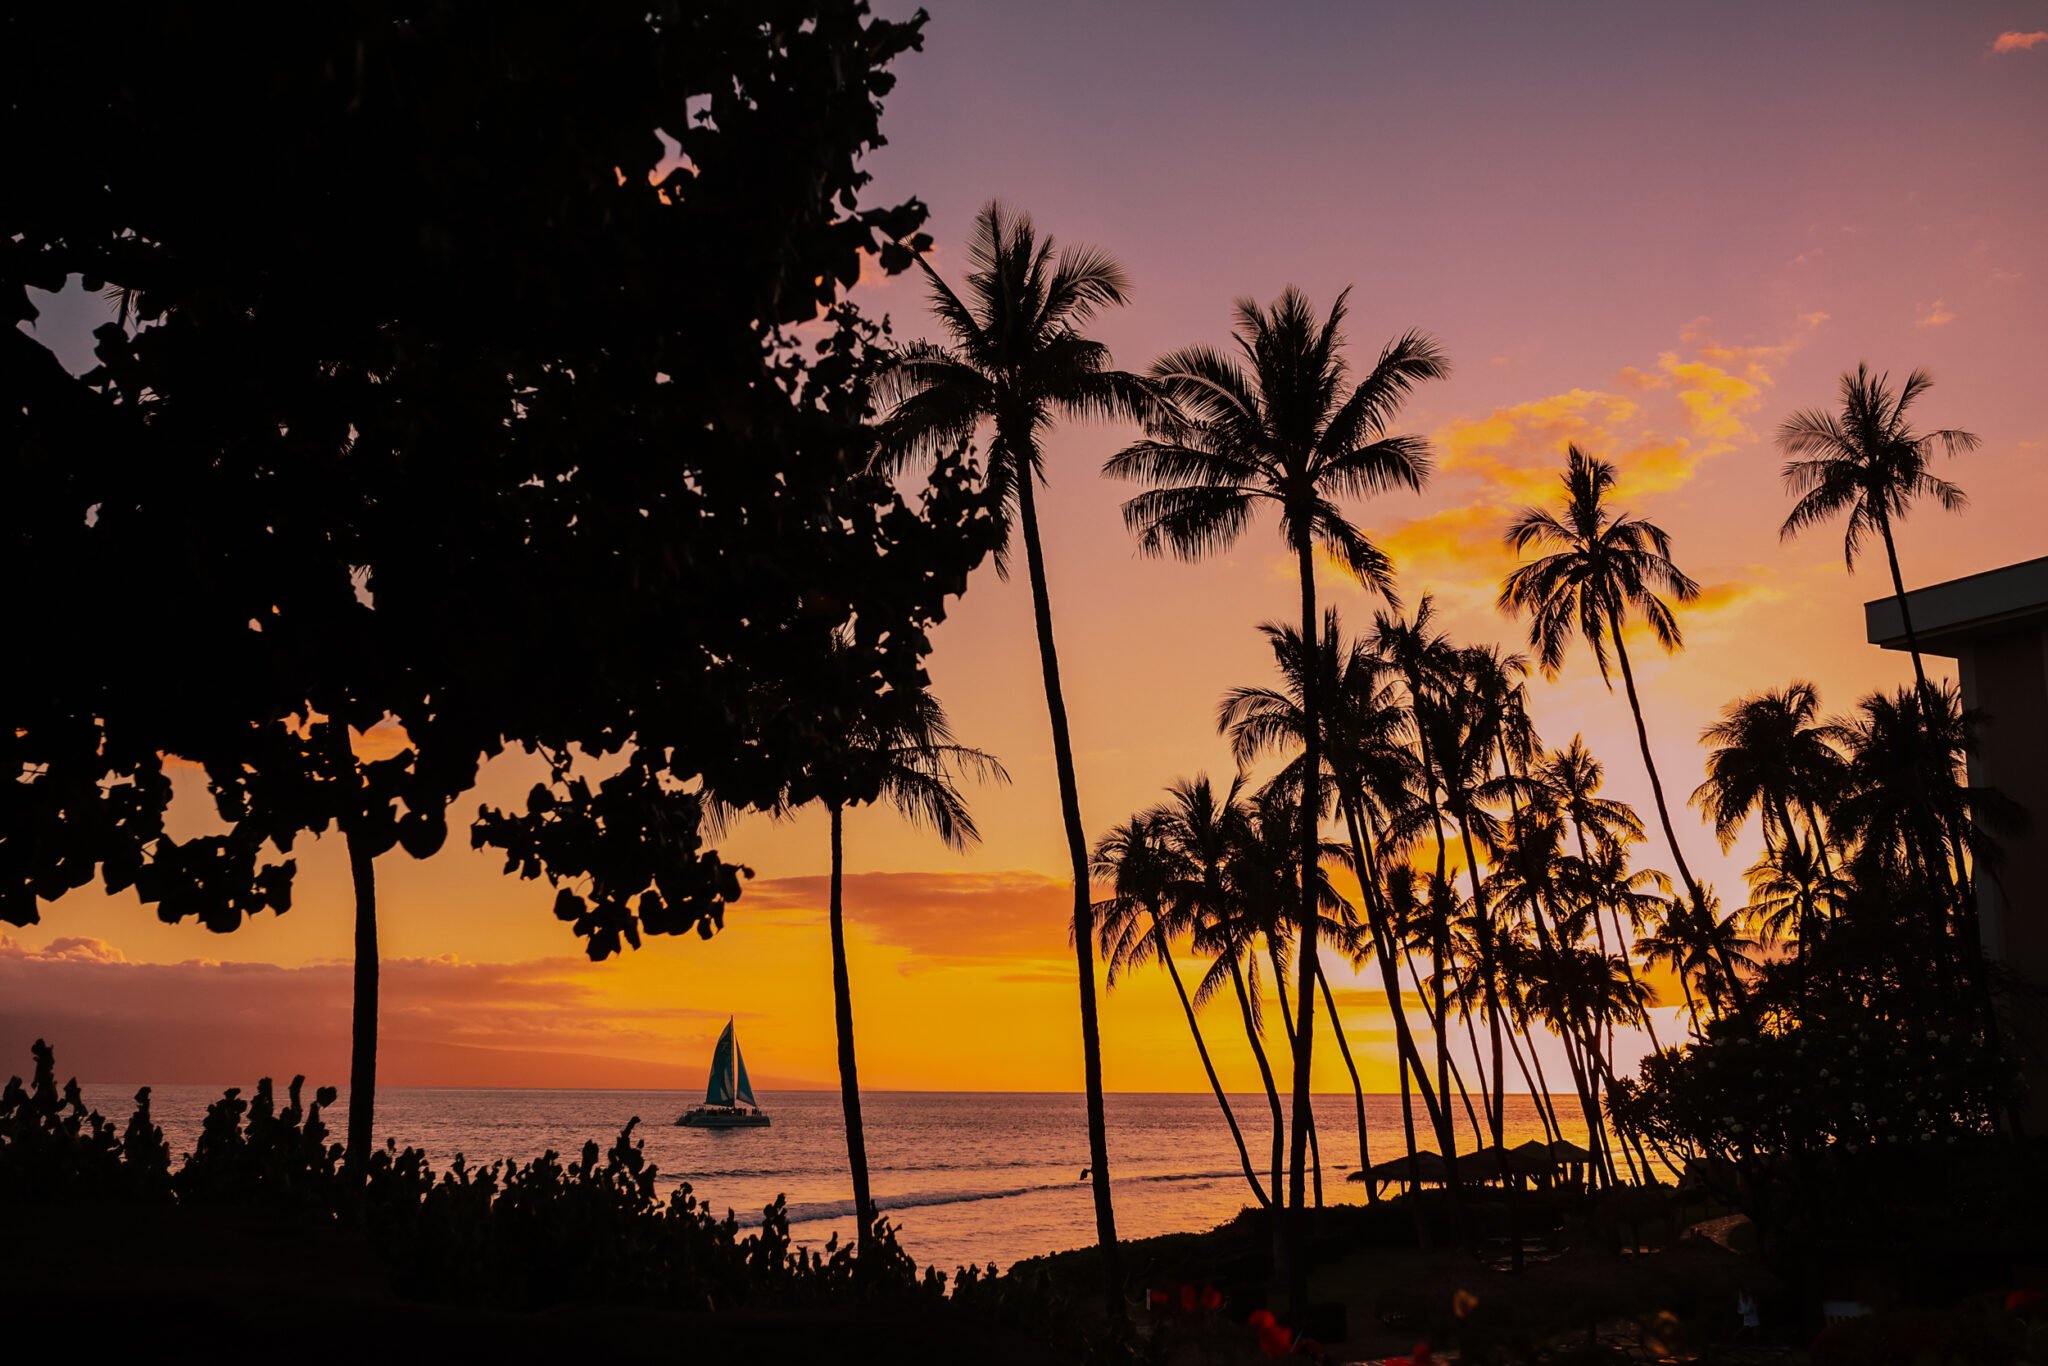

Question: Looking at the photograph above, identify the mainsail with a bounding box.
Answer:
[701,1018,759,1109]
[703,1020,738,1107]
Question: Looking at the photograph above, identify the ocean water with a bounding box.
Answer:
[76,1085,1579,1273]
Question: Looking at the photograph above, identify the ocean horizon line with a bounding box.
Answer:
[78,1081,1564,1101]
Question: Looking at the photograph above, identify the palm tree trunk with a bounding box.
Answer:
[827,804,877,1249]
[1406,950,1483,1149]
[1877,514,1937,713]
[1493,751,1627,1180]
[1315,960,1375,1202]
[1270,939,1325,1211]
[1458,1000,1494,1135]
[1012,465,1120,1306]
[345,825,379,1178]
[1606,608,1742,1007]
[1604,609,1702,900]
[1877,513,1998,1050]
[1157,920,1268,1207]
[1414,773,1462,1167]
[1509,1022,1561,1144]
[1346,799,1450,1143]
[1286,538,1322,1313]
[1230,959,1287,1212]
[1801,798,1839,918]
[1454,818,1507,1142]
[1675,967,1703,1036]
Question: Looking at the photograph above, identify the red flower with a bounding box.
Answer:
[1256,1321,1295,1358]
[1248,1309,1277,1329]
[1201,1283,1225,1311]
[1179,1282,1199,1313]
[1147,1288,1171,1309]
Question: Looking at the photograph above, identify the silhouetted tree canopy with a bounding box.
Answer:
[3,1,995,955]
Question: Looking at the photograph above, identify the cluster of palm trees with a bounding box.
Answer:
[1092,618,1680,1211]
[805,200,1988,1313]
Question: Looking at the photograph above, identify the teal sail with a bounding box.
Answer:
[704,1020,737,1107]
[733,1032,757,1108]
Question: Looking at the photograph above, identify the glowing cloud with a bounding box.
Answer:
[1991,31,2048,53]
[1382,316,1820,613]
[1916,299,1956,328]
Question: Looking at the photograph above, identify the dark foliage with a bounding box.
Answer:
[0,1041,980,1315]
[3,0,995,955]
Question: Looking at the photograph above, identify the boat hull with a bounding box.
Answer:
[677,1107,771,1129]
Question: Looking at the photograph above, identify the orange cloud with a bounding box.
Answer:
[744,869,1072,966]
[1916,299,1956,328]
[1384,315,1823,615]
[1991,30,2048,53]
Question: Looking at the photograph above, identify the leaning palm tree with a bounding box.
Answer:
[1499,446,1706,917]
[1094,813,1270,1208]
[1778,365,1975,712]
[817,687,1007,1253]
[873,202,1160,1297]
[1107,288,1445,1301]
[1159,774,1290,1207]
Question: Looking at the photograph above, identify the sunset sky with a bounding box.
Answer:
[11,1,2048,1098]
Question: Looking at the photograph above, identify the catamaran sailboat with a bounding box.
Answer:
[676,1018,770,1128]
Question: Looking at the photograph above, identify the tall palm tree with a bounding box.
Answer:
[1216,612,1448,1194]
[874,202,1160,1298]
[1779,367,1983,1000]
[1093,813,1269,1208]
[1778,365,1975,713]
[814,686,1007,1253]
[1107,288,1445,1302]
[1500,446,1706,925]
[1370,598,1472,1160]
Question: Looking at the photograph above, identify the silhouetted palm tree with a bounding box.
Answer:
[1693,682,1844,892]
[1500,446,1706,930]
[874,202,1160,1295]
[1108,288,1444,1300]
[1158,774,1289,1205]
[1093,813,1269,1207]
[1217,611,1446,1195]
[1825,684,2001,916]
[1742,834,1848,956]
[1639,887,1752,1025]
[1778,365,1975,712]
[1370,597,1472,1158]
[818,687,1006,1252]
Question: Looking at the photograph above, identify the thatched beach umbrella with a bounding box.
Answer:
[1461,1146,1506,1183]
[1361,1150,1449,1189]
